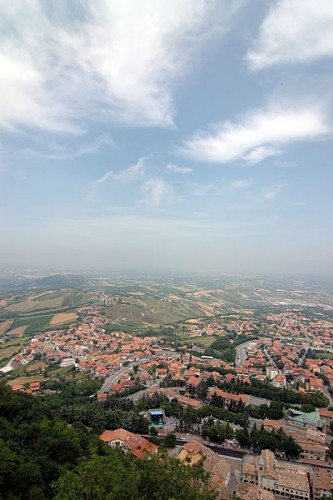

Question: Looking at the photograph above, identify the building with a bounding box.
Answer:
[300,441,327,462]
[148,408,165,429]
[208,387,250,407]
[99,428,158,459]
[266,366,279,380]
[242,449,310,499]
[311,467,333,500]
[287,409,325,430]
[185,376,203,397]
[263,418,281,432]
[178,439,230,493]
[318,408,333,429]
[235,483,275,500]
[158,388,202,408]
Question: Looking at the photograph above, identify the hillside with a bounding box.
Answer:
[0,384,215,500]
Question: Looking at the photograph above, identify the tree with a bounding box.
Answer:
[164,433,177,448]
[54,451,217,500]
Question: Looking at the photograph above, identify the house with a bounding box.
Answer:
[272,374,286,388]
[318,408,333,429]
[178,439,230,492]
[235,483,274,500]
[158,388,202,408]
[263,418,281,432]
[185,376,203,397]
[311,467,333,500]
[97,392,107,401]
[11,384,24,392]
[208,388,250,407]
[99,428,158,459]
[242,449,310,499]
[29,381,40,392]
[299,441,327,462]
[306,377,324,392]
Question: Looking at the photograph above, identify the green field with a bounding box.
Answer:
[10,315,53,334]
[103,295,204,327]
[34,290,64,301]
[0,337,27,365]
[6,296,63,313]
[180,335,217,347]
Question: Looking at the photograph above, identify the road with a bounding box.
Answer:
[323,384,333,406]
[98,362,136,394]
[127,385,160,402]
[235,340,256,367]
[0,357,15,373]
[263,348,278,369]
[144,435,246,460]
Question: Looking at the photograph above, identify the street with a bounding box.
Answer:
[98,362,136,394]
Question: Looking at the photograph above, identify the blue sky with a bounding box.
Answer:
[1,0,333,275]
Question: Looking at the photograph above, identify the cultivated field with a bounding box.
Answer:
[180,335,216,347]
[0,321,13,335]
[6,296,64,312]
[10,315,53,334]
[26,361,48,373]
[7,326,27,337]
[0,346,20,362]
[7,375,46,386]
[50,312,77,325]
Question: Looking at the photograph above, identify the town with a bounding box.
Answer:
[2,286,333,499]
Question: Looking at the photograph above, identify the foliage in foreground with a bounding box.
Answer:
[0,384,216,499]
[54,450,216,500]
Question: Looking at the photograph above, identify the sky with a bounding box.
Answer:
[1,0,333,276]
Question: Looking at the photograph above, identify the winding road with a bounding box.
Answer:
[98,362,136,394]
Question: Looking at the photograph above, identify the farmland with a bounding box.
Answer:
[0,288,95,335]
[9,315,53,335]
[50,312,77,326]
[0,320,13,335]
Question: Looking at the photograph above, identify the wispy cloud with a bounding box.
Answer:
[243,182,284,206]
[230,178,253,189]
[262,182,283,201]
[0,1,243,133]
[23,134,114,160]
[141,178,173,206]
[247,0,333,70]
[165,163,192,174]
[95,157,146,185]
[180,105,330,164]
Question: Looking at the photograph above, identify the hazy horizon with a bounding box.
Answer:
[1,1,332,276]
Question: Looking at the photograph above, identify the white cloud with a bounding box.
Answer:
[96,157,146,185]
[0,0,243,132]
[230,178,253,189]
[247,0,333,70]
[180,105,330,164]
[141,178,173,206]
[166,163,192,174]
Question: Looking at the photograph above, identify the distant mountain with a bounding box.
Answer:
[0,274,90,291]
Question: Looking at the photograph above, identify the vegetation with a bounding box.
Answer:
[216,378,329,407]
[236,425,301,458]
[204,333,257,362]
[0,384,216,499]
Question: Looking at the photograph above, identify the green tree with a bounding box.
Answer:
[164,433,177,448]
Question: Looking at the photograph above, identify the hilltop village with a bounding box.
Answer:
[3,302,333,499]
